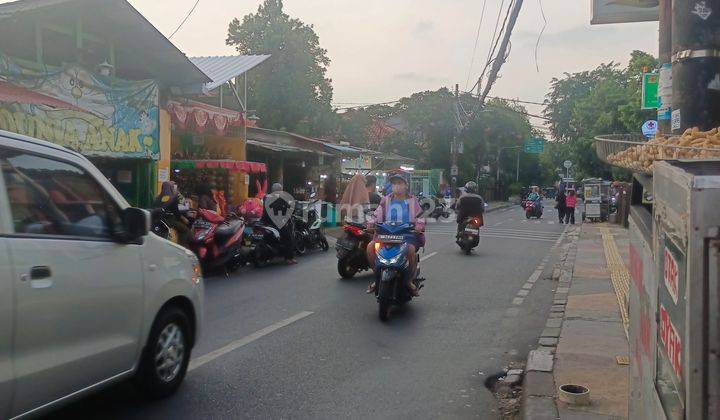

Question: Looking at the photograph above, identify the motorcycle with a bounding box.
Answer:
[372,222,424,322]
[189,209,246,274]
[245,219,287,267]
[151,208,195,245]
[524,200,543,219]
[293,200,329,255]
[336,221,372,278]
[456,216,483,254]
[421,196,450,220]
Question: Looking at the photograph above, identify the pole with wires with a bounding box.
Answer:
[451,84,460,192]
[478,0,524,108]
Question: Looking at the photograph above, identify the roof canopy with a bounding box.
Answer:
[0,0,209,87]
[190,55,270,92]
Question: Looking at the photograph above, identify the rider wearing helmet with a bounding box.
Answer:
[455,181,485,235]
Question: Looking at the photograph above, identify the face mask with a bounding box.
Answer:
[391,183,407,195]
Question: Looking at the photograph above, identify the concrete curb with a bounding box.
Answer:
[521,226,581,420]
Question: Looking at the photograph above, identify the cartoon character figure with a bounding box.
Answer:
[139,110,157,135]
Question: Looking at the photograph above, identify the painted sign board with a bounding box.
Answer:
[0,52,160,159]
[591,0,659,25]
[642,72,659,110]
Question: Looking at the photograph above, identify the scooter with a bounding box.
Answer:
[456,216,483,254]
[336,221,372,278]
[189,209,246,274]
[245,219,288,267]
[524,200,543,219]
[373,222,424,322]
[293,200,329,255]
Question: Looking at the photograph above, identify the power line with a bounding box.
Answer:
[535,0,547,72]
[465,0,488,90]
[168,0,201,39]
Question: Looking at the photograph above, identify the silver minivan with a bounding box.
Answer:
[0,130,204,419]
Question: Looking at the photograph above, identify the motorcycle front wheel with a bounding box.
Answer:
[294,232,307,255]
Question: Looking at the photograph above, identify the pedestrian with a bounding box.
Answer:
[555,188,567,224]
[366,175,382,206]
[262,183,298,264]
[565,189,577,225]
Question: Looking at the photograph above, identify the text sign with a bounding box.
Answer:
[523,138,544,153]
[663,246,680,304]
[642,72,659,110]
[659,304,682,378]
[591,0,659,25]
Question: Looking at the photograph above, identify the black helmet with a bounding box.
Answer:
[464,181,478,194]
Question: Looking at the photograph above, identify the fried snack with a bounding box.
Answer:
[606,127,720,172]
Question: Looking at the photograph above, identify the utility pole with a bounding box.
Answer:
[671,0,720,133]
[451,84,460,192]
[657,0,672,135]
[478,0,524,107]
[516,148,520,182]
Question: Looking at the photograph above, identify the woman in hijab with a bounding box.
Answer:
[338,173,369,222]
[196,184,218,212]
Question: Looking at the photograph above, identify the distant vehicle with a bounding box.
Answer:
[0,130,203,419]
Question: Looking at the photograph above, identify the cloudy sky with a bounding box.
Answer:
[126,0,658,122]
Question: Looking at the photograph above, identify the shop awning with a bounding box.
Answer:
[172,159,266,174]
[167,99,244,136]
[246,139,330,155]
[189,55,271,92]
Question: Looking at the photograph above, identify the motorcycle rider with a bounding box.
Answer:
[153,181,190,246]
[527,186,543,214]
[455,181,485,236]
[366,172,425,296]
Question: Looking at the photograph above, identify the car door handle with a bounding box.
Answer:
[30,266,52,279]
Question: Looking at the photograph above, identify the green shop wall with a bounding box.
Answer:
[90,158,156,208]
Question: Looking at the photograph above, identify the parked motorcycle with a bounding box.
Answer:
[420,196,450,220]
[293,200,329,255]
[456,216,483,254]
[336,221,372,278]
[524,200,543,219]
[189,209,246,274]
[245,219,287,267]
[372,222,424,322]
[151,208,195,245]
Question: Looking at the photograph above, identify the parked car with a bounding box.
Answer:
[0,130,204,419]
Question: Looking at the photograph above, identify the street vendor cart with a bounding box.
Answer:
[580,178,611,222]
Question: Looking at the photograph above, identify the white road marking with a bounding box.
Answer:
[522,282,533,289]
[476,234,557,243]
[521,219,528,223]
[517,289,529,297]
[189,311,314,371]
[548,221,555,225]
[527,269,543,283]
[512,297,525,305]
[420,251,438,262]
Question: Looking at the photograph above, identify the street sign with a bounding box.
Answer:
[642,72,659,110]
[563,160,573,169]
[523,138,545,153]
[450,165,458,176]
[642,120,658,138]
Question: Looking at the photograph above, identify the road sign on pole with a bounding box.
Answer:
[563,160,573,169]
[450,165,458,176]
[523,138,545,153]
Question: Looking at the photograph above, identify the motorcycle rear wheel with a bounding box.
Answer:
[526,212,531,219]
[378,280,393,322]
[337,257,357,279]
[294,232,307,255]
[320,236,329,251]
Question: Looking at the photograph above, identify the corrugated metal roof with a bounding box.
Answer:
[190,55,270,91]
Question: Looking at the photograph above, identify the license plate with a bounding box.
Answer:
[194,220,212,229]
[464,228,479,234]
[251,233,264,240]
[377,234,404,243]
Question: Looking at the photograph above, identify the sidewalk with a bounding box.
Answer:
[523,223,630,420]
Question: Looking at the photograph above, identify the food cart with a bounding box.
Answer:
[580,178,611,222]
[595,132,720,420]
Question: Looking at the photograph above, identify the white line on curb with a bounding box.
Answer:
[420,251,438,262]
[189,311,314,371]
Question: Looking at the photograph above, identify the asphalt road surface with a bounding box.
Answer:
[48,202,572,420]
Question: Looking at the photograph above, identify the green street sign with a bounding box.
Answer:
[642,72,658,110]
[524,137,545,153]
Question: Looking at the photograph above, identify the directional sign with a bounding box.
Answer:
[642,72,659,110]
[524,138,545,153]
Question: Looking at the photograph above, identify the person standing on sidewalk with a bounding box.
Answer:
[565,189,577,225]
[555,188,567,224]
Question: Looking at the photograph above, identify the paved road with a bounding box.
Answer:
[48,202,572,420]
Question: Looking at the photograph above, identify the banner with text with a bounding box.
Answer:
[591,0,659,25]
[0,53,159,159]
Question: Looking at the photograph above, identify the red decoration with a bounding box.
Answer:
[166,99,245,136]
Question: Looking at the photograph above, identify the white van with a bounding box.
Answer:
[0,130,204,419]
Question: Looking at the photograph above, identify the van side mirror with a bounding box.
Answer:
[116,207,149,242]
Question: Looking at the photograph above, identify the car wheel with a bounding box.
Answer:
[134,306,192,399]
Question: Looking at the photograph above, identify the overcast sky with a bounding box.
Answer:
[125,0,658,123]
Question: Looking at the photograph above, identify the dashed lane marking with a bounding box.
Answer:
[512,297,525,305]
[420,251,438,262]
[188,311,314,371]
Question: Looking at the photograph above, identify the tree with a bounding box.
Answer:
[542,50,658,181]
[227,0,335,135]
